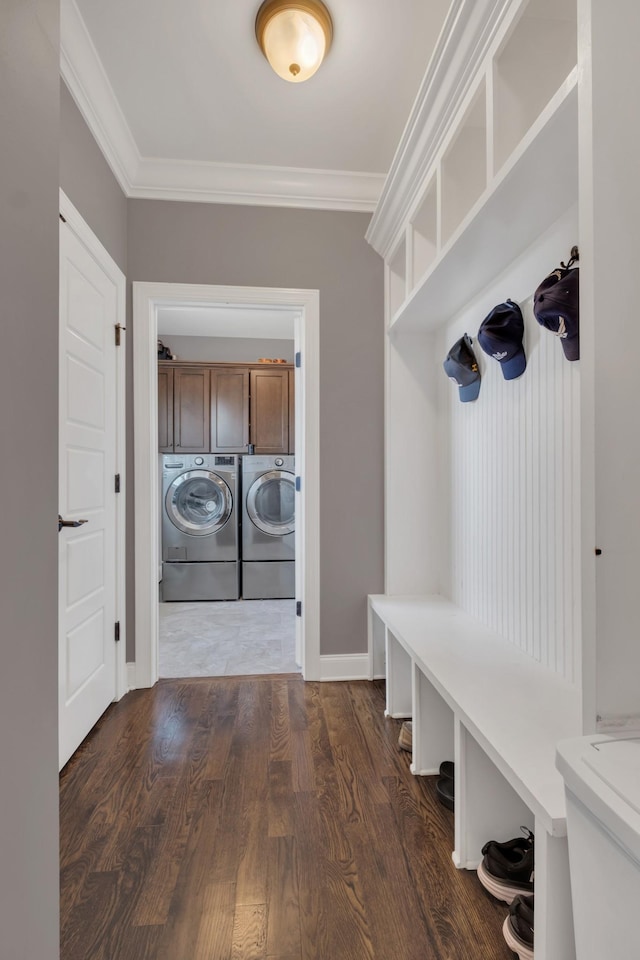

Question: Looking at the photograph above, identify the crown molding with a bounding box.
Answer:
[60,0,139,194]
[127,158,383,212]
[365,0,516,257]
[60,0,383,212]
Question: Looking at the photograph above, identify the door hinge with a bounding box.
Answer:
[295,476,301,492]
[115,323,126,346]
[115,473,121,493]
[114,621,121,643]
[296,601,302,618]
[295,352,301,368]
[59,212,67,223]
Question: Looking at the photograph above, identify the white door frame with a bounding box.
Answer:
[59,189,128,703]
[132,281,320,686]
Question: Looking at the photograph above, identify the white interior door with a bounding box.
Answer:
[59,217,119,769]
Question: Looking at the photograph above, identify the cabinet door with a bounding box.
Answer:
[174,367,211,453]
[288,368,295,455]
[210,367,250,453]
[158,365,174,452]
[250,368,289,454]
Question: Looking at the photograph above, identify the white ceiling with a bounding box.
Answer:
[157,305,296,339]
[62,0,451,209]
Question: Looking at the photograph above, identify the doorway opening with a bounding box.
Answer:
[157,304,297,677]
[133,282,320,688]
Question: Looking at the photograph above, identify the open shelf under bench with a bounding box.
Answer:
[368,594,581,959]
[369,593,581,834]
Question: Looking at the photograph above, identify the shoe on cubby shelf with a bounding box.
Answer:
[436,777,454,811]
[477,827,534,903]
[502,894,534,960]
[398,720,412,752]
[439,760,454,780]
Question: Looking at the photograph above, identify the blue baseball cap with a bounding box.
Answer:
[533,265,579,360]
[443,334,481,402]
[477,299,526,380]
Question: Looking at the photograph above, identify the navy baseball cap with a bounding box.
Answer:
[443,334,481,402]
[477,299,526,380]
[533,265,580,360]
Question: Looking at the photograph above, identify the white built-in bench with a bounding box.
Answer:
[368,594,582,960]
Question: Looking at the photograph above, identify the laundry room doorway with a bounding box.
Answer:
[133,283,320,687]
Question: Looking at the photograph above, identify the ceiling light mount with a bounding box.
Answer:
[255,0,333,84]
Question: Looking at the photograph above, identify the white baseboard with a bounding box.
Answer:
[319,653,370,682]
[452,851,480,871]
[127,656,375,685]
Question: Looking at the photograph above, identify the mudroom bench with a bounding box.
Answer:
[367,594,582,960]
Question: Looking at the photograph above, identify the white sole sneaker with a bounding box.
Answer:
[502,914,534,960]
[477,859,532,904]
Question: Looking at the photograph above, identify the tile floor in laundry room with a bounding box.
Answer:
[158,598,299,677]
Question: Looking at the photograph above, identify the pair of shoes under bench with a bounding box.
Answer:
[502,893,534,960]
[477,827,534,904]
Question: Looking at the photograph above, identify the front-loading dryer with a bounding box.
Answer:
[162,454,239,601]
[241,455,295,599]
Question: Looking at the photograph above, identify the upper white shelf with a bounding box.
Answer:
[389,68,578,335]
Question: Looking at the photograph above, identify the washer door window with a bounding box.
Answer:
[165,470,233,536]
[247,471,295,537]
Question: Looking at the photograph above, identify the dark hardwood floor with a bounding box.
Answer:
[60,676,514,959]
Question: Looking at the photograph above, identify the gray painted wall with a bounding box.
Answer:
[129,201,384,656]
[60,81,127,273]
[163,335,295,363]
[59,87,385,660]
[0,1,60,956]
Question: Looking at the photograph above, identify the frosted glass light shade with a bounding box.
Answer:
[255,0,333,83]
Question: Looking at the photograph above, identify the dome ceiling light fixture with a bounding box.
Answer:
[255,0,333,83]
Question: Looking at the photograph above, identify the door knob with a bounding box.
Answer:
[58,515,89,533]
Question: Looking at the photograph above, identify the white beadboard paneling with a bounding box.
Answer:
[438,209,580,681]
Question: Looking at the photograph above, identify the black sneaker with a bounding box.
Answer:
[436,776,454,810]
[502,894,534,960]
[439,760,454,780]
[477,828,534,903]
[481,826,533,866]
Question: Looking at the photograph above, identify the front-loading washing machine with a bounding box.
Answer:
[241,455,295,599]
[162,454,239,601]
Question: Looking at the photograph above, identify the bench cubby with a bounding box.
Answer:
[369,594,580,960]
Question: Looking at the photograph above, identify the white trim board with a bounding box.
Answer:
[133,282,320,686]
[319,655,371,682]
[130,660,371,685]
[60,0,383,212]
[59,189,128,703]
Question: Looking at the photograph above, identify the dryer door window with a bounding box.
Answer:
[166,470,233,536]
[246,471,295,537]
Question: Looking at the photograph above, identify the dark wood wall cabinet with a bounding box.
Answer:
[210,367,250,453]
[158,366,174,453]
[159,361,294,455]
[173,366,211,453]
